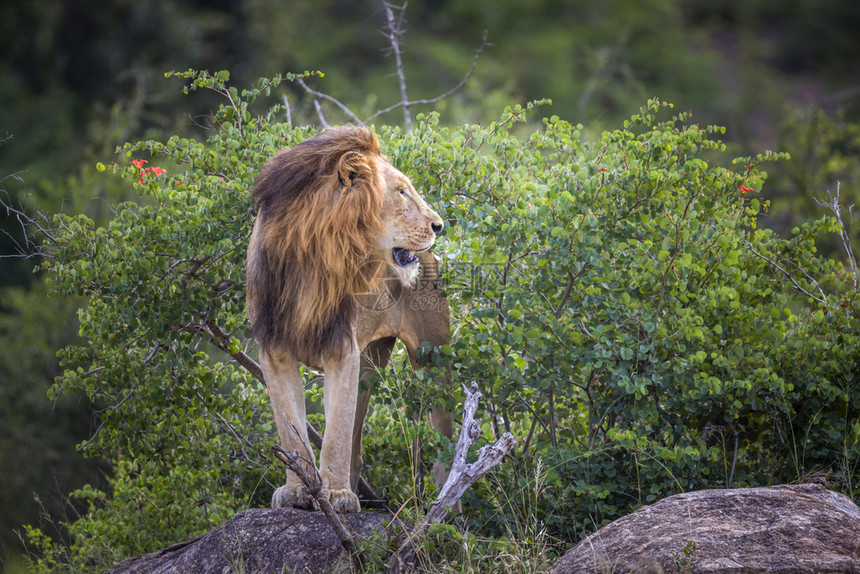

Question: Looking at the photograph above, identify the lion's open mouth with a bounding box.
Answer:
[392,247,419,267]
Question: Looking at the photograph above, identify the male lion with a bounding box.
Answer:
[246,126,452,513]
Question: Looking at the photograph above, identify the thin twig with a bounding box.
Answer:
[313,100,330,129]
[554,264,586,319]
[0,190,60,253]
[728,421,739,487]
[297,78,361,125]
[815,182,858,291]
[742,240,829,306]
[271,445,366,572]
[282,94,292,127]
[283,416,320,474]
[79,422,105,451]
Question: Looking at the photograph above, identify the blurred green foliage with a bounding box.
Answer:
[18,72,860,571]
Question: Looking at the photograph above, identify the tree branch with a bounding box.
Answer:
[312,100,330,129]
[367,29,490,126]
[0,189,60,257]
[296,78,361,125]
[390,382,516,573]
[383,2,412,132]
[815,182,858,291]
[282,94,292,127]
[271,444,365,572]
[203,320,266,383]
[293,4,488,132]
[741,241,829,306]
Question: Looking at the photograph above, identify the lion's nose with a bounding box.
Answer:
[431,221,443,235]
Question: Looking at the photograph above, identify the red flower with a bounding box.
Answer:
[738,184,753,194]
[131,160,167,183]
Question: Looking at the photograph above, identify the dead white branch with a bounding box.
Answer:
[282,94,292,127]
[815,182,858,291]
[425,382,516,523]
[312,99,331,129]
[390,382,517,573]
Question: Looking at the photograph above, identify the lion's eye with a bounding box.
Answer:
[399,189,409,198]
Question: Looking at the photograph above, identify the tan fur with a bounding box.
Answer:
[246,127,452,512]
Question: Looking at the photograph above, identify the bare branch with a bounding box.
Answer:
[741,240,829,306]
[391,383,516,573]
[271,417,368,571]
[313,100,330,129]
[291,5,487,132]
[427,384,516,523]
[297,78,362,125]
[79,421,106,451]
[271,444,366,571]
[282,94,292,127]
[368,30,491,126]
[0,188,60,258]
[815,182,858,291]
[382,2,412,132]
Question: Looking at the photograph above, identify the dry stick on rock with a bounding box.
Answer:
[272,445,365,572]
[271,418,367,574]
[390,382,517,573]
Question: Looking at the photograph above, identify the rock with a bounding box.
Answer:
[553,484,860,574]
[109,507,390,574]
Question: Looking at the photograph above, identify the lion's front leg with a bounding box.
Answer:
[320,341,361,513]
[261,350,316,510]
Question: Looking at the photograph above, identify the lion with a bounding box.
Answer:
[246,126,452,513]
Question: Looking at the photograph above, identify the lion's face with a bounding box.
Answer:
[376,161,444,285]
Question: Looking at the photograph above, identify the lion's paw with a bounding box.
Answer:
[323,488,361,513]
[271,484,315,510]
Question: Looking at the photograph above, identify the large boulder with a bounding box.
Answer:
[553,484,860,574]
[110,507,390,574]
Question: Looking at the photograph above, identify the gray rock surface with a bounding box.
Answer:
[109,507,390,574]
[553,484,860,574]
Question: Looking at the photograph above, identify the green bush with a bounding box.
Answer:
[403,103,860,539]
[25,71,860,570]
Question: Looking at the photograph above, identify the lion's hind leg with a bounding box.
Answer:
[351,337,397,492]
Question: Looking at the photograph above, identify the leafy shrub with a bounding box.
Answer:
[25,71,860,569]
[402,103,860,538]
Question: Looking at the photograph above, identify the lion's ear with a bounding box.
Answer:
[337,151,375,191]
